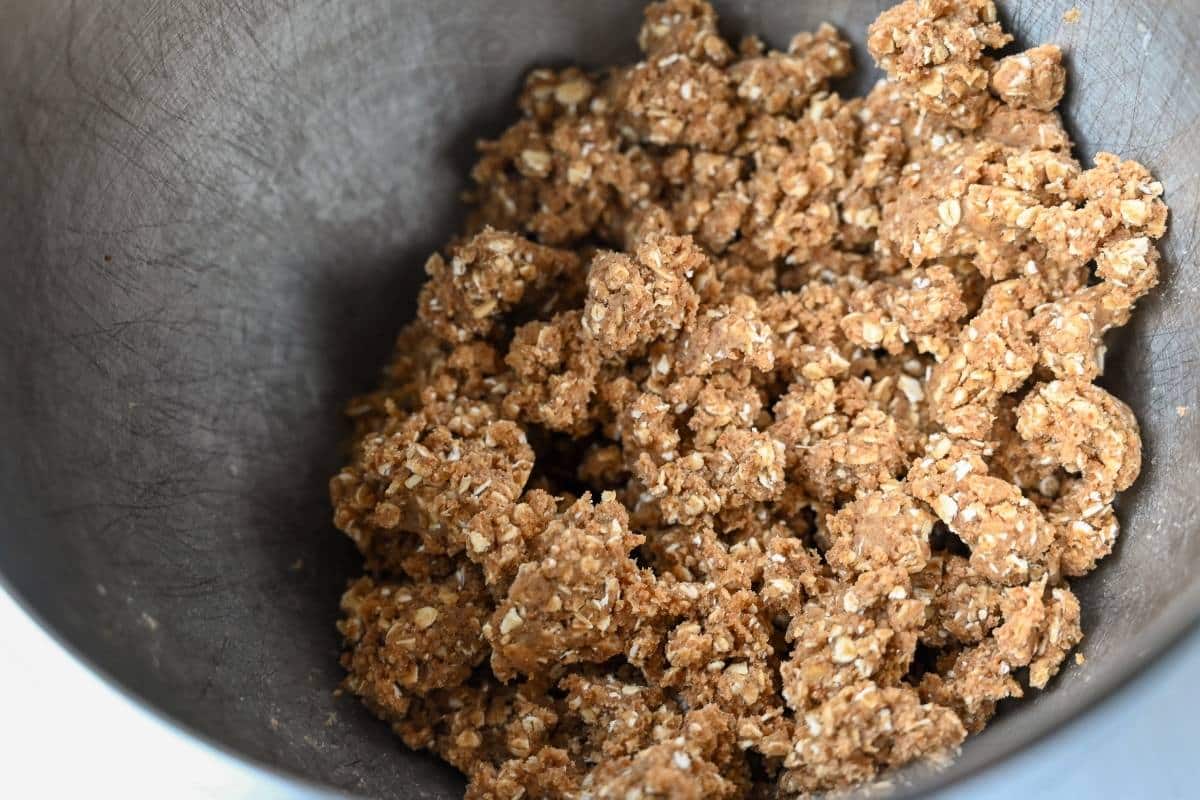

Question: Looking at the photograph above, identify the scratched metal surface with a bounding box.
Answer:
[0,1,1196,797]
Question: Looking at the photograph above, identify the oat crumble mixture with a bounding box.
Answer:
[329,1,1167,796]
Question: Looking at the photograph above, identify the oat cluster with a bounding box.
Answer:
[330,1,1166,796]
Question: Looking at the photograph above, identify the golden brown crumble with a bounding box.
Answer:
[990,45,1067,112]
[330,0,1166,796]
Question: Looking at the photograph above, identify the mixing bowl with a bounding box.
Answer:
[1,0,1197,797]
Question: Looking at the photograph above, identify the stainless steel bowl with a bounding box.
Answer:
[1,1,1197,796]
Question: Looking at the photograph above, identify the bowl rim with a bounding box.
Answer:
[2,564,1198,798]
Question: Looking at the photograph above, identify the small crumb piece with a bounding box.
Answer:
[990,45,1067,112]
[867,0,1012,129]
[418,228,580,344]
[582,233,703,358]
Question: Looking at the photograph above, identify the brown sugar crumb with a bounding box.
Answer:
[582,233,702,358]
[781,682,966,794]
[919,639,1023,733]
[331,401,535,573]
[502,310,602,434]
[867,0,1011,130]
[1016,380,1141,576]
[616,55,745,152]
[825,484,934,576]
[927,281,1038,440]
[908,434,1053,586]
[419,228,581,344]
[990,46,1067,112]
[1063,7,1082,24]
[580,706,745,799]
[915,554,1005,647]
[675,295,776,377]
[484,492,649,681]
[994,577,1083,688]
[729,25,853,116]
[339,567,492,710]
[638,0,734,65]
[841,265,968,360]
[330,0,1167,795]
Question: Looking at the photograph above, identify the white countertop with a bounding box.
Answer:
[1,587,1196,798]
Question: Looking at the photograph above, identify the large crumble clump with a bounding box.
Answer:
[329,1,1166,796]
